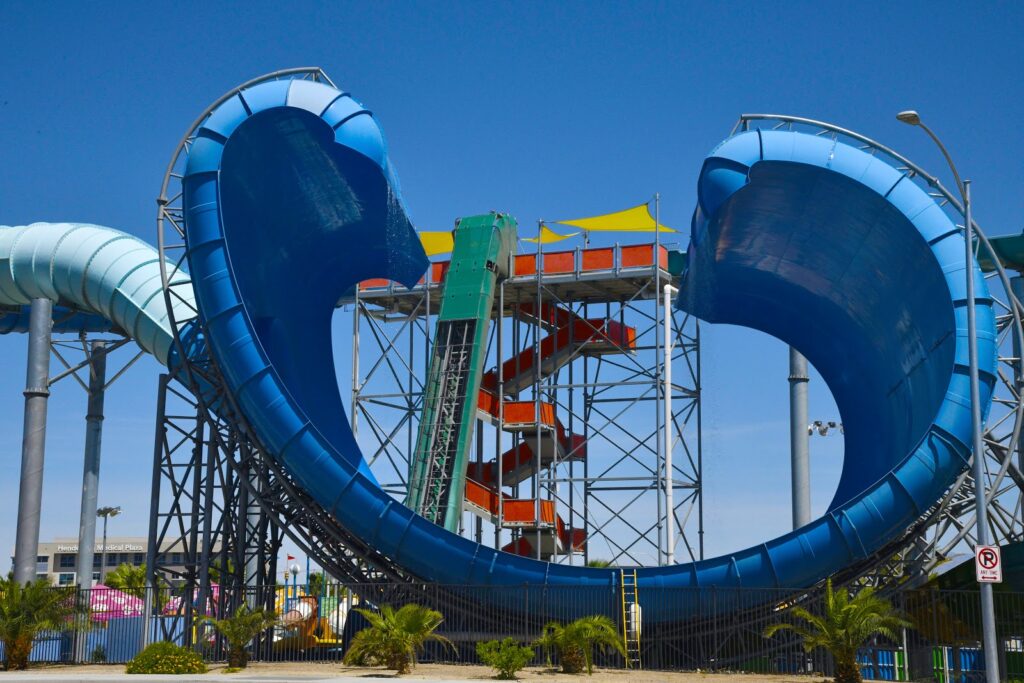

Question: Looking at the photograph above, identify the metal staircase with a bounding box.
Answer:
[620,569,641,669]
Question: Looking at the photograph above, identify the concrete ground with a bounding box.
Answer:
[0,662,825,682]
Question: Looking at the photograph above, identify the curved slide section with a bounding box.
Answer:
[0,222,194,362]
[178,73,998,621]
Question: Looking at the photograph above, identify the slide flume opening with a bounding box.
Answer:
[686,158,957,513]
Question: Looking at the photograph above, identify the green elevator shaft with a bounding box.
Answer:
[407,212,517,532]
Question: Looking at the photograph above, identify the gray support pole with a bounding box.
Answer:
[75,342,107,590]
[788,347,811,529]
[100,515,109,583]
[963,181,1000,683]
[654,194,664,564]
[351,292,360,436]
[13,298,53,585]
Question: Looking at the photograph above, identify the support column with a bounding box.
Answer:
[789,347,811,529]
[143,374,169,648]
[75,342,107,589]
[13,298,53,585]
[1011,275,1024,473]
[663,284,677,565]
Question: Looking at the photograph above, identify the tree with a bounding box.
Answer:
[764,579,911,683]
[207,557,236,585]
[535,615,625,675]
[343,603,454,674]
[307,571,326,597]
[202,604,279,669]
[103,563,146,598]
[0,573,86,671]
[585,559,613,568]
[103,563,170,609]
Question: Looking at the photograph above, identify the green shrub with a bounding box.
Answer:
[90,644,107,663]
[477,638,534,680]
[126,641,206,675]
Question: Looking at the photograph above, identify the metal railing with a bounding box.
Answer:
[2,582,1022,679]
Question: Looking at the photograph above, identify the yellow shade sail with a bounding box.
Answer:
[555,202,676,233]
[522,225,580,244]
[419,231,455,256]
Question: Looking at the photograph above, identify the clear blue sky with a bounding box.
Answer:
[1,2,1021,573]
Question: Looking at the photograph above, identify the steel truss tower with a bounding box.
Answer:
[346,244,704,566]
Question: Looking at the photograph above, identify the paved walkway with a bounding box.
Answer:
[0,675,465,683]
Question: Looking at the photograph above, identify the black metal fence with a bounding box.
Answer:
[2,582,1023,680]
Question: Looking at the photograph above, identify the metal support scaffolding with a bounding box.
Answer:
[348,243,703,566]
[10,304,139,589]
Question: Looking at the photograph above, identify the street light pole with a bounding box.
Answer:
[897,111,999,683]
[96,506,121,584]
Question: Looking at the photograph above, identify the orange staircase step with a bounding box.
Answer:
[501,520,586,558]
[482,318,636,394]
[463,478,556,528]
[467,436,586,489]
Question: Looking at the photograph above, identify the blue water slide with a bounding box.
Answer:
[0,222,194,357]
[177,73,997,621]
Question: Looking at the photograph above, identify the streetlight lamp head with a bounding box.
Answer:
[97,505,121,517]
[896,110,921,126]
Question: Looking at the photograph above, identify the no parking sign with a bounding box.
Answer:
[975,545,1002,583]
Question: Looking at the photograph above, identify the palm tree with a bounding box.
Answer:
[202,604,279,669]
[535,615,625,675]
[343,603,453,674]
[103,563,146,597]
[0,574,86,670]
[102,563,170,609]
[764,579,911,683]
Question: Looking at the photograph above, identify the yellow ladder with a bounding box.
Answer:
[619,569,641,669]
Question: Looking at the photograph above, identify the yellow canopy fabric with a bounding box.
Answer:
[522,225,580,244]
[555,202,676,233]
[419,231,455,256]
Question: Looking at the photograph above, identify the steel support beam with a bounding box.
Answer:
[13,298,53,584]
[1012,275,1024,473]
[75,341,107,590]
[789,347,811,529]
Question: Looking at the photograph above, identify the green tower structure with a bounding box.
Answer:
[407,212,518,531]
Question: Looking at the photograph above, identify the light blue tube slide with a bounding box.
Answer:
[0,222,194,361]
